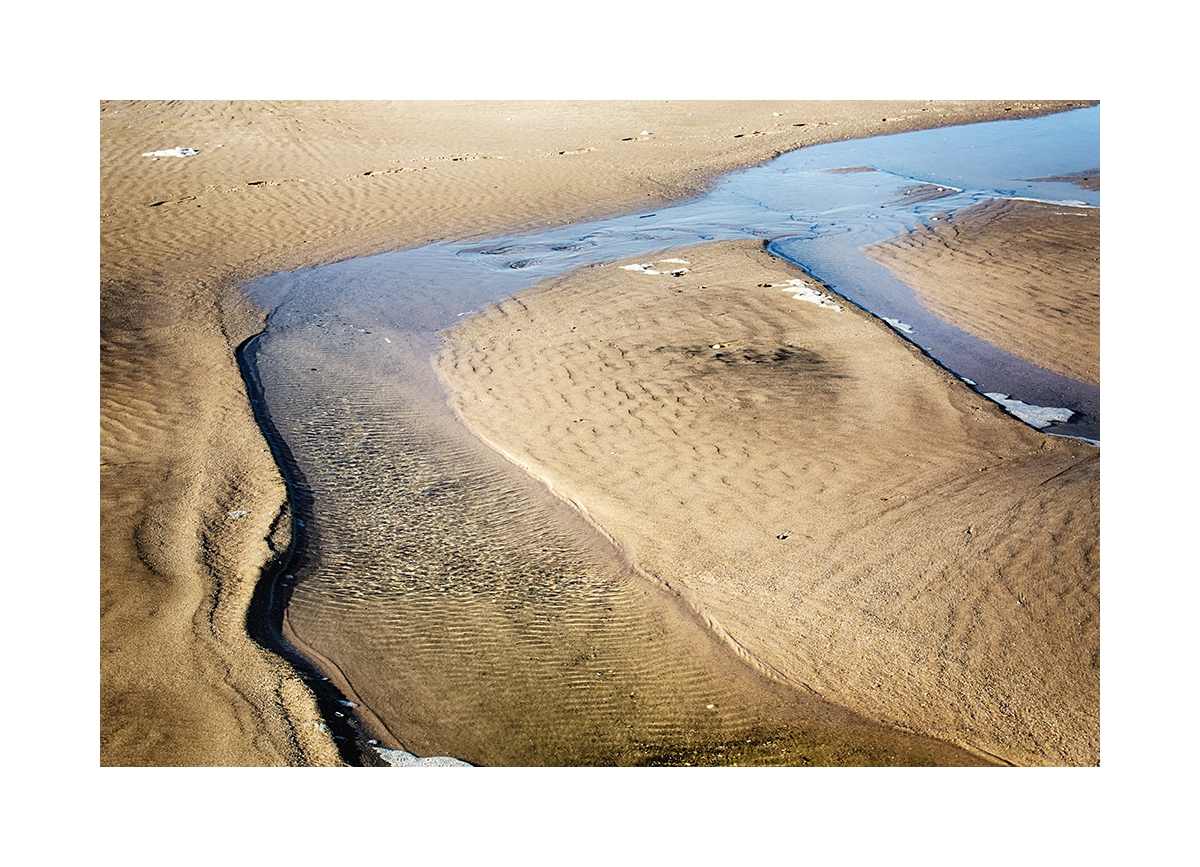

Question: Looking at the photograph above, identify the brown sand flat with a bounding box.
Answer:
[863,198,1100,386]
[437,241,1099,766]
[101,100,1089,765]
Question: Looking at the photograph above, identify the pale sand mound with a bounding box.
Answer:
[437,240,1099,766]
[863,198,1100,386]
[101,100,1088,765]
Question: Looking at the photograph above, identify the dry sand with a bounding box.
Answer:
[863,198,1100,387]
[100,100,1090,765]
[437,241,1099,766]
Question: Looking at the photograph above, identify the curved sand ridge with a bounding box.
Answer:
[101,100,1090,765]
[863,198,1100,388]
[437,241,1099,766]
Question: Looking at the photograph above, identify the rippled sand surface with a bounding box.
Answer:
[101,100,1086,764]
[248,314,988,766]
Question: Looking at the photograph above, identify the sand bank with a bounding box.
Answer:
[437,240,1099,766]
[863,197,1100,387]
[101,100,1089,765]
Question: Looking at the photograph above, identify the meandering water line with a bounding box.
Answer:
[243,107,1098,765]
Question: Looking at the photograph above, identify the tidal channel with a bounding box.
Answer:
[242,107,1099,765]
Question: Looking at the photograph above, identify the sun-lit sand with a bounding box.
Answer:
[437,239,1098,766]
[100,100,1094,765]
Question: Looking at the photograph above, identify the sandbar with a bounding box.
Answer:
[100,100,1092,765]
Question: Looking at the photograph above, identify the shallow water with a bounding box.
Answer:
[244,107,1098,765]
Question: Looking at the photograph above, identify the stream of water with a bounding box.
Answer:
[243,106,1099,765]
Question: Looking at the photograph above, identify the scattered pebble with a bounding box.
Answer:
[227,509,250,519]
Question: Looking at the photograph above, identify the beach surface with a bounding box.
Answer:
[100,100,1090,765]
[436,241,1099,766]
[863,198,1100,387]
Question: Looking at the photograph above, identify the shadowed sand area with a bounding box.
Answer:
[437,241,1098,766]
[863,198,1100,387]
[100,100,1091,765]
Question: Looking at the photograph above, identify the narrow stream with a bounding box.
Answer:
[243,107,1098,765]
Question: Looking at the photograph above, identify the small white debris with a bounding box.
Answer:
[983,393,1074,428]
[762,279,843,312]
[884,317,914,334]
[338,700,359,707]
[961,377,977,386]
[374,747,471,767]
[712,344,723,349]
[227,509,250,519]
[143,146,199,158]
[641,130,651,136]
[621,261,691,276]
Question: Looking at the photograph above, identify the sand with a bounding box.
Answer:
[100,100,1090,766]
[437,241,1099,766]
[863,198,1100,387]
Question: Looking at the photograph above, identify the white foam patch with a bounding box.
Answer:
[620,261,690,276]
[762,279,842,312]
[374,747,471,767]
[984,393,1074,428]
[884,317,914,334]
[1005,195,1097,209]
[143,146,199,158]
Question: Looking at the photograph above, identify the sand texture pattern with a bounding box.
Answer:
[101,100,1088,765]
[438,241,1099,766]
[864,198,1100,387]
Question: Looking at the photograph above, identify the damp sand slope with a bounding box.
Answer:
[437,240,1099,766]
[863,197,1100,387]
[100,100,1088,765]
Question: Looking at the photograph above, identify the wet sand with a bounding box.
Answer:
[437,241,1099,766]
[863,197,1100,387]
[100,100,1090,765]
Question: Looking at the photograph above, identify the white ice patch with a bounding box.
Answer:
[620,261,691,276]
[143,146,199,158]
[884,317,914,334]
[374,747,471,767]
[761,279,843,312]
[984,393,1074,428]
